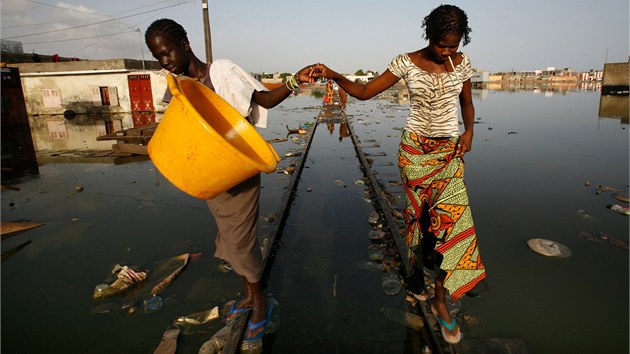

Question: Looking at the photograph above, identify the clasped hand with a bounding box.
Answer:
[295,63,332,84]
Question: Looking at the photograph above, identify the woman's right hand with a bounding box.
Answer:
[307,63,336,81]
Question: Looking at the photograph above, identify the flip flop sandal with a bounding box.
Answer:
[243,300,274,342]
[223,299,252,324]
[430,303,462,344]
[436,316,462,344]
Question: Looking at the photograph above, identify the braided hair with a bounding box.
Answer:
[422,5,472,46]
[145,19,188,46]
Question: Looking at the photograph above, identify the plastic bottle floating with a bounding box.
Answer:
[607,204,630,216]
[527,238,572,258]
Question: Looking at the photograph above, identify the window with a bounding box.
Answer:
[41,88,62,108]
[91,86,119,107]
[46,120,67,140]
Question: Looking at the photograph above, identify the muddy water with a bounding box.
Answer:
[1,88,628,354]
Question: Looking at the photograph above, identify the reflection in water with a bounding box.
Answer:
[474,81,601,94]
[28,112,160,152]
[599,94,629,122]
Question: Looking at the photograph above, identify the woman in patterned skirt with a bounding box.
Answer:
[311,4,487,344]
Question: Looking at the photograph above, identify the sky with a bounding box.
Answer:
[1,0,628,74]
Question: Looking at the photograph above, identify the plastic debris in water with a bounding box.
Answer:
[151,253,189,296]
[353,179,366,186]
[261,213,276,222]
[527,238,572,258]
[369,250,385,262]
[198,325,231,354]
[366,261,386,272]
[175,306,219,326]
[218,261,232,273]
[369,229,386,241]
[334,179,347,188]
[92,265,148,300]
[608,204,630,215]
[143,295,163,313]
[382,273,402,295]
[368,211,380,225]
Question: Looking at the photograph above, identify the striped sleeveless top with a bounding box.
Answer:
[387,52,473,137]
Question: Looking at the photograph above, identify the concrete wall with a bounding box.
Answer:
[11,58,160,73]
[602,62,629,87]
[18,70,168,115]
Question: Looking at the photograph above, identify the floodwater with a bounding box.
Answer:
[1,86,628,354]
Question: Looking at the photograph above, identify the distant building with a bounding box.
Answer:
[6,59,165,151]
[471,71,490,83]
[343,71,376,83]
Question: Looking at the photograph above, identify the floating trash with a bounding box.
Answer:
[607,204,630,216]
[217,260,232,273]
[527,238,572,258]
[369,250,385,262]
[369,229,386,241]
[175,306,219,326]
[366,261,386,272]
[334,179,347,188]
[368,211,380,225]
[391,209,404,219]
[151,253,190,296]
[93,265,148,300]
[93,284,110,297]
[153,328,180,354]
[261,213,276,222]
[579,231,629,250]
[353,179,366,186]
[199,325,231,354]
[143,295,163,313]
[382,273,402,295]
[596,184,624,194]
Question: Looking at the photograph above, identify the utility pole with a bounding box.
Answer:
[136,28,145,69]
[201,0,213,63]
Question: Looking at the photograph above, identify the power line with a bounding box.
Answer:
[22,30,138,45]
[1,0,193,40]
[2,0,185,29]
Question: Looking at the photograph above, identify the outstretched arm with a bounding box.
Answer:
[311,64,400,100]
[252,65,319,109]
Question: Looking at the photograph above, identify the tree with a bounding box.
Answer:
[355,69,365,76]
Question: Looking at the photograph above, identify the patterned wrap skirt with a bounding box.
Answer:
[398,130,486,301]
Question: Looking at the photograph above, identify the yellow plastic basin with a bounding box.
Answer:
[148,74,279,199]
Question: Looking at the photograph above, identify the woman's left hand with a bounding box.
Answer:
[457,131,473,157]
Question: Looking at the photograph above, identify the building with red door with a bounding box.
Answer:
[5,59,169,151]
